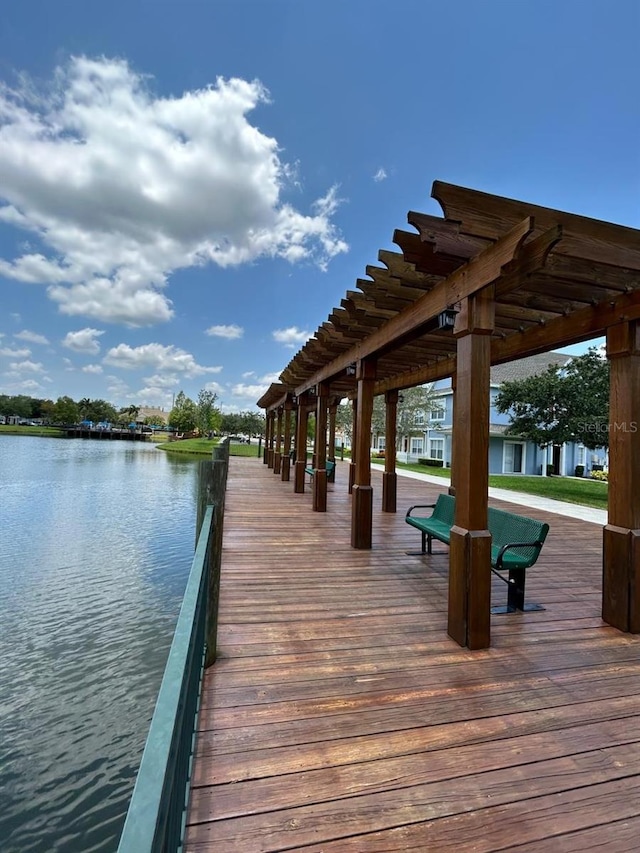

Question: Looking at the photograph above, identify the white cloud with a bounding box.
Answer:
[9,378,45,393]
[104,342,221,376]
[14,329,49,344]
[0,346,31,357]
[62,327,105,354]
[0,56,348,325]
[373,167,388,182]
[260,371,281,383]
[7,359,45,373]
[203,381,225,394]
[205,324,244,339]
[82,363,103,374]
[231,381,270,399]
[142,372,181,389]
[272,326,310,347]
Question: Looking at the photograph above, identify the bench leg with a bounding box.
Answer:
[406,532,446,558]
[491,567,545,614]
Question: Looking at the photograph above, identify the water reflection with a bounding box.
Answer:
[0,436,199,852]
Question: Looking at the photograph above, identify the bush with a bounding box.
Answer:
[418,458,444,468]
[574,464,585,478]
[590,469,608,482]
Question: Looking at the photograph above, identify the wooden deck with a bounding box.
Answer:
[185,457,640,852]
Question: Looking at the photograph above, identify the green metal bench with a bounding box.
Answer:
[305,460,336,479]
[405,494,549,613]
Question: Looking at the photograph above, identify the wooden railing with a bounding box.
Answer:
[117,439,229,853]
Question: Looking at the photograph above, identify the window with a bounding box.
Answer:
[430,407,445,421]
[577,445,585,466]
[414,409,425,426]
[410,437,424,456]
[429,438,444,460]
[378,437,386,451]
[503,441,525,474]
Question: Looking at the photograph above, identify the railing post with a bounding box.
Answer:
[196,439,229,668]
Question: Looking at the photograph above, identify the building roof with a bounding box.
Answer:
[490,352,571,385]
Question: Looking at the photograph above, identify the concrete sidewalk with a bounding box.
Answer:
[371,464,607,527]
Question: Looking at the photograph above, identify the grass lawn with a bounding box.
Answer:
[0,424,65,437]
[383,461,608,510]
[157,438,262,457]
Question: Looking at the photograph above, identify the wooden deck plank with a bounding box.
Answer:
[185,458,640,853]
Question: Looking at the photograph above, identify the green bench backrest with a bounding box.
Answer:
[488,506,549,562]
[433,493,456,526]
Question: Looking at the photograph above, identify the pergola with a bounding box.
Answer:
[257,181,640,650]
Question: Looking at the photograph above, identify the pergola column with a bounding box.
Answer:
[382,389,398,513]
[328,399,338,483]
[449,292,494,649]
[294,396,309,493]
[274,407,283,475]
[349,396,357,494]
[267,411,276,468]
[263,409,271,464]
[448,370,457,496]
[281,400,293,482]
[351,358,376,549]
[603,320,640,632]
[312,382,329,512]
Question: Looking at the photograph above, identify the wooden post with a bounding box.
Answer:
[448,291,494,649]
[263,410,271,464]
[196,456,228,667]
[382,389,398,513]
[294,397,309,493]
[349,396,357,494]
[281,402,292,482]
[267,411,275,468]
[313,382,329,511]
[603,320,640,632]
[328,399,338,482]
[351,359,376,549]
[274,407,283,475]
[448,370,457,497]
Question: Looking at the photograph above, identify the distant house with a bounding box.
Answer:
[137,406,169,425]
[423,352,608,476]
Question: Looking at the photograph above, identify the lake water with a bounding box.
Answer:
[0,435,200,852]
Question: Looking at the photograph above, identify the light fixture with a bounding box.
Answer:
[346,363,357,376]
[437,308,458,330]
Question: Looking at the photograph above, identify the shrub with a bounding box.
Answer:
[418,458,444,468]
[590,469,608,482]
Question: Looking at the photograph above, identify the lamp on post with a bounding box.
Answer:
[437,308,458,330]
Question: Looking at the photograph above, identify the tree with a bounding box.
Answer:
[84,399,118,424]
[373,385,441,449]
[335,385,441,449]
[196,389,221,435]
[238,410,264,437]
[51,396,80,425]
[494,348,609,450]
[168,391,197,432]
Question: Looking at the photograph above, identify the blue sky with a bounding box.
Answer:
[0,0,637,412]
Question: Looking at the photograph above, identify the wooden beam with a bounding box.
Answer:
[433,181,640,269]
[371,289,640,399]
[294,217,534,396]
